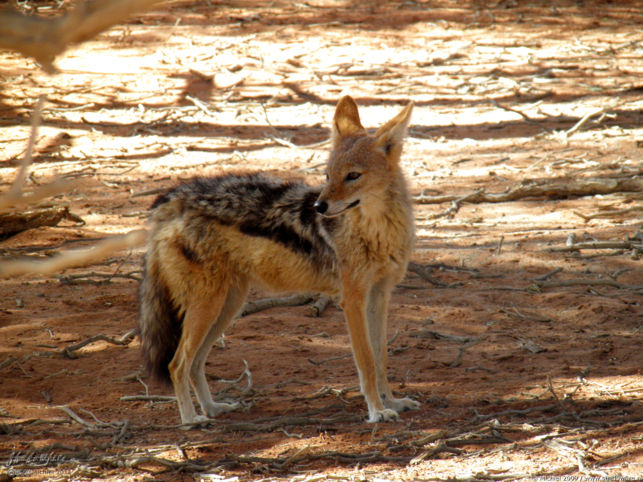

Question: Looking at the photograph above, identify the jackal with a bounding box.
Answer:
[139,96,419,424]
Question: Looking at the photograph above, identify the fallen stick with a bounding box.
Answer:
[0,206,84,238]
[407,262,450,287]
[132,187,165,198]
[0,178,80,213]
[308,353,352,366]
[564,106,608,137]
[61,330,137,359]
[409,329,476,344]
[534,279,642,290]
[219,359,253,393]
[414,176,643,205]
[57,270,142,284]
[473,403,560,421]
[533,267,563,281]
[0,229,146,278]
[8,96,44,199]
[0,0,166,73]
[58,405,96,429]
[573,206,643,221]
[548,240,642,252]
[239,293,314,317]
[120,395,176,402]
[307,295,333,317]
[425,188,485,220]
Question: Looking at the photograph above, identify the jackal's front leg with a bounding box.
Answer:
[367,278,420,413]
[341,275,398,423]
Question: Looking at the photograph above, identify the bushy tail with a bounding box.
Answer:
[138,253,183,385]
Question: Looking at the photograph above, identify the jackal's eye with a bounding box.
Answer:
[345,172,362,182]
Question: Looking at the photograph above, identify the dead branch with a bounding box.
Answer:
[308,353,352,366]
[533,267,562,281]
[60,330,137,359]
[0,206,84,239]
[219,359,253,394]
[473,403,560,421]
[217,448,407,470]
[0,229,146,278]
[214,413,361,434]
[563,106,609,138]
[100,453,210,472]
[548,240,642,252]
[112,419,130,445]
[58,270,143,284]
[0,178,81,213]
[408,262,451,287]
[414,176,643,204]
[120,395,176,402]
[9,96,44,198]
[533,279,642,291]
[501,306,553,323]
[132,187,166,198]
[573,206,643,222]
[239,293,314,317]
[409,329,475,344]
[0,0,165,73]
[0,96,81,215]
[307,294,333,317]
[492,100,551,132]
[449,339,482,367]
[425,188,485,220]
[58,405,102,429]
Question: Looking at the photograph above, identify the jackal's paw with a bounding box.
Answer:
[203,401,240,418]
[384,396,420,413]
[179,415,212,430]
[367,408,399,423]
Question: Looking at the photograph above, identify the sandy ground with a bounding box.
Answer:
[0,1,642,480]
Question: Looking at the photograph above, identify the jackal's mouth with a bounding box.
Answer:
[321,199,360,218]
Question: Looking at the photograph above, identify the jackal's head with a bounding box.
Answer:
[314,96,413,217]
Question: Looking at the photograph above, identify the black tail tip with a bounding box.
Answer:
[143,356,173,387]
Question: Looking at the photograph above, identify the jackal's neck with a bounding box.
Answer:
[343,168,414,247]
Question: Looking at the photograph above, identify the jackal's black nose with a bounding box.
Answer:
[314,200,328,214]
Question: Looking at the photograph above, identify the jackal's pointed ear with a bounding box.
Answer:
[374,102,413,161]
[332,96,366,143]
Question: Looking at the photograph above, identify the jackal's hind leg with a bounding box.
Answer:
[190,279,249,418]
[169,285,230,425]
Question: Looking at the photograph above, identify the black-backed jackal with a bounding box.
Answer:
[139,96,419,424]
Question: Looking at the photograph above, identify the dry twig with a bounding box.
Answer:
[307,295,333,317]
[415,176,642,205]
[573,206,643,222]
[8,96,44,199]
[533,279,642,291]
[239,294,314,317]
[408,262,451,287]
[0,0,165,73]
[548,240,642,252]
[0,229,146,278]
[60,330,137,359]
[0,206,84,238]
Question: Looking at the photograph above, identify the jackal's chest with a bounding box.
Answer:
[336,214,414,278]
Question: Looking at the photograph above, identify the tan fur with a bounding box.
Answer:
[139,96,419,424]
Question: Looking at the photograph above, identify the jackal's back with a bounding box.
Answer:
[151,173,337,269]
